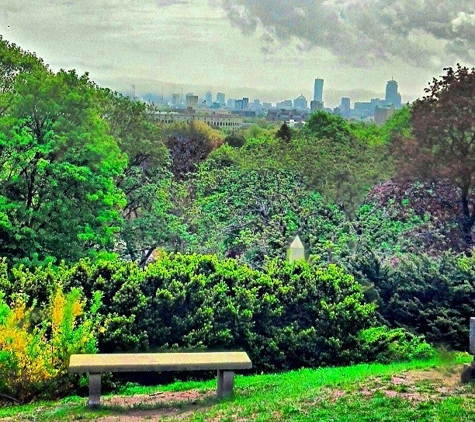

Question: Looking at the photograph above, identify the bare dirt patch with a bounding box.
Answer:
[356,365,471,403]
[305,365,472,407]
[93,389,214,422]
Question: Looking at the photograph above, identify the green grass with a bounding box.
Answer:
[1,353,474,421]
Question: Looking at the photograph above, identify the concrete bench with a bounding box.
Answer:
[69,351,252,407]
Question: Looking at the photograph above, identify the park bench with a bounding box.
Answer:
[69,351,252,407]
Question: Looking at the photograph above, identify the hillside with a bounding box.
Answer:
[1,355,474,422]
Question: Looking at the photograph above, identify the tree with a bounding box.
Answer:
[0,36,46,116]
[275,122,292,142]
[98,90,176,266]
[395,65,475,247]
[205,128,393,219]
[190,166,344,268]
[163,121,223,181]
[301,111,351,142]
[224,132,246,148]
[0,68,126,263]
[367,179,461,253]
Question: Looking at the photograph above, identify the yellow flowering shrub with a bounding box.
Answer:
[0,287,102,402]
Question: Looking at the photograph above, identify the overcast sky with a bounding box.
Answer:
[1,0,474,107]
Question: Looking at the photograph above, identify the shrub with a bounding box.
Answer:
[4,253,428,385]
[377,252,475,350]
[67,259,148,352]
[0,286,102,402]
[357,327,435,363]
[59,254,377,372]
[140,254,377,371]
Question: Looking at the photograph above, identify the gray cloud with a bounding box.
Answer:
[215,0,475,67]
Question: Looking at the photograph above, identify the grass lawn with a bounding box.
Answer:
[1,353,474,421]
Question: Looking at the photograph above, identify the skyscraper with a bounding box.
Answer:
[340,97,351,117]
[216,92,225,106]
[186,93,198,110]
[385,79,402,109]
[314,78,324,103]
[205,90,213,106]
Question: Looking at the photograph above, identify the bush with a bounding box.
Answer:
[357,327,435,363]
[0,286,102,402]
[67,259,148,352]
[4,252,446,394]
[256,259,377,369]
[138,254,377,371]
[377,252,475,350]
[54,254,377,371]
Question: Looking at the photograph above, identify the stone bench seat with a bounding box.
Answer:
[69,351,252,407]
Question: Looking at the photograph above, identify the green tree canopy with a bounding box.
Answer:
[163,121,223,181]
[189,166,344,268]
[0,67,126,263]
[98,90,176,266]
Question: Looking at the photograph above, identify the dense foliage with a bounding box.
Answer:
[0,68,127,263]
[0,279,102,401]
[189,166,344,268]
[376,253,475,350]
[1,255,375,369]
[394,65,475,248]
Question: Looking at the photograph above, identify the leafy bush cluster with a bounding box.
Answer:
[0,252,441,401]
[72,254,377,371]
[0,284,102,402]
[357,327,435,364]
[375,252,475,351]
[1,255,377,370]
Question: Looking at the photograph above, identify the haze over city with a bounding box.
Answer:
[1,0,474,106]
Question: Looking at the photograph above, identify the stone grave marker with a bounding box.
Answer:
[289,235,305,263]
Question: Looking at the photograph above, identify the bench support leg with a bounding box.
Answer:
[217,370,234,398]
[88,373,101,408]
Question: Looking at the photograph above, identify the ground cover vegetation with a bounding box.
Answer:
[1,37,475,411]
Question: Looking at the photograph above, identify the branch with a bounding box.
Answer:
[0,392,22,404]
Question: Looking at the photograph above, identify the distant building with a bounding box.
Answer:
[185,94,198,111]
[227,99,235,109]
[310,100,324,112]
[152,111,243,128]
[276,100,293,110]
[251,99,263,113]
[267,108,309,123]
[314,78,324,103]
[385,79,402,109]
[354,98,382,118]
[234,97,250,111]
[294,94,308,110]
[231,110,256,117]
[171,93,181,106]
[205,90,213,106]
[340,97,351,118]
[374,106,395,125]
[216,92,225,106]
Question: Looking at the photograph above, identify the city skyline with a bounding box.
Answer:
[1,1,474,106]
[155,77,402,112]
